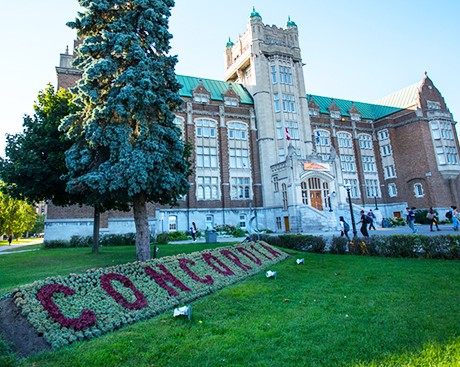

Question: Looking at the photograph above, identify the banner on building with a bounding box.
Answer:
[303,162,330,171]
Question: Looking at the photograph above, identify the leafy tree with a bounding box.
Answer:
[0,188,36,239]
[64,0,191,261]
[0,85,77,206]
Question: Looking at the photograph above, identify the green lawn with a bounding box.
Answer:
[1,244,460,367]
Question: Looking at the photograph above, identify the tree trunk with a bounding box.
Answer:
[92,206,100,253]
[133,192,150,261]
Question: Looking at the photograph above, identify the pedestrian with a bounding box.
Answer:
[406,207,417,233]
[426,207,440,232]
[358,210,369,237]
[454,207,460,231]
[339,216,350,241]
[190,222,197,242]
[7,234,13,246]
[367,209,376,230]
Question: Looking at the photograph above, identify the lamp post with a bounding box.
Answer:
[374,195,378,210]
[345,184,357,238]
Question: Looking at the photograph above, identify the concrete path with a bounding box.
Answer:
[0,240,43,254]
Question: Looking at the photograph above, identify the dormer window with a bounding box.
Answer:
[330,111,341,120]
[427,100,441,110]
[194,94,209,103]
[309,108,319,117]
[224,97,239,107]
[350,113,361,121]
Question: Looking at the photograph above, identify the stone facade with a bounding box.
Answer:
[46,9,460,240]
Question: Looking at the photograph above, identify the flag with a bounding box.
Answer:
[285,127,291,141]
[315,130,321,144]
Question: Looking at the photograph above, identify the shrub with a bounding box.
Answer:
[214,224,246,237]
[42,240,70,249]
[259,234,325,253]
[415,209,430,224]
[155,232,169,244]
[329,236,349,254]
[387,217,406,227]
[99,233,135,247]
[69,235,92,248]
[166,231,189,241]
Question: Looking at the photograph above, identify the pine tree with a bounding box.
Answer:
[64,0,190,261]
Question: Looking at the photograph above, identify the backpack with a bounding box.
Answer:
[366,216,373,224]
[343,222,350,232]
[446,211,453,219]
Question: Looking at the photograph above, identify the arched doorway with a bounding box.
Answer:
[301,177,330,211]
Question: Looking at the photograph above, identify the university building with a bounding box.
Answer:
[45,9,460,239]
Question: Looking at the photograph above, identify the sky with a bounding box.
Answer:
[1,0,459,156]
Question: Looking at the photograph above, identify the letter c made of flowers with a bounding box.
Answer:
[36,283,97,331]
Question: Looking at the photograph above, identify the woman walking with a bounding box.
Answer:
[426,207,440,232]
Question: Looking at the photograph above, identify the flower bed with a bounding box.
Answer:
[10,241,288,349]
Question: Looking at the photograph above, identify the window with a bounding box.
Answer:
[344,179,359,198]
[365,179,380,198]
[378,129,389,141]
[168,216,177,231]
[224,97,238,107]
[384,165,396,178]
[301,181,308,204]
[196,146,218,168]
[446,146,459,164]
[431,122,441,140]
[231,177,251,199]
[431,121,454,140]
[276,217,282,230]
[239,214,247,228]
[315,130,330,146]
[340,154,356,172]
[279,66,292,84]
[414,183,424,197]
[330,111,341,119]
[174,116,184,138]
[350,113,361,122]
[362,156,376,173]
[286,121,299,140]
[427,100,441,110]
[274,93,280,112]
[194,94,209,103]
[279,148,285,161]
[282,183,288,210]
[205,215,214,230]
[228,122,247,140]
[359,134,373,149]
[229,148,249,168]
[381,144,392,156]
[388,183,397,197]
[282,94,296,113]
[273,175,279,192]
[271,65,277,84]
[196,119,216,138]
[276,121,283,139]
[197,176,219,200]
[436,146,447,165]
[309,109,319,116]
[337,132,352,148]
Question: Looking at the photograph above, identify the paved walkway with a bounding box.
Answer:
[0,240,43,254]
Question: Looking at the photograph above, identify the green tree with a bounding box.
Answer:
[64,0,190,261]
[0,189,36,239]
[0,85,77,206]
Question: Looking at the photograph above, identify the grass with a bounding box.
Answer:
[1,244,460,366]
[0,238,43,247]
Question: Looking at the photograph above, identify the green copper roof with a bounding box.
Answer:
[286,16,297,28]
[226,37,234,48]
[250,6,262,19]
[176,75,254,105]
[307,95,403,120]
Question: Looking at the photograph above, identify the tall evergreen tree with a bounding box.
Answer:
[64,0,190,261]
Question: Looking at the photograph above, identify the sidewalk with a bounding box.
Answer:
[0,240,43,254]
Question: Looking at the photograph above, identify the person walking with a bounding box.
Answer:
[339,216,350,241]
[7,234,13,246]
[406,207,417,234]
[367,209,376,230]
[190,222,197,242]
[426,207,440,232]
[358,210,369,237]
[454,207,460,232]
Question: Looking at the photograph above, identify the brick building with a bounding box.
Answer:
[45,9,460,239]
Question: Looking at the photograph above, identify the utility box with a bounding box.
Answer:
[205,231,217,243]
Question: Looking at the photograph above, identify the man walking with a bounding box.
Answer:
[406,207,417,234]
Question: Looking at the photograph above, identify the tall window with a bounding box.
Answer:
[388,183,397,197]
[359,134,372,149]
[231,177,250,199]
[197,176,219,200]
[271,65,277,84]
[365,179,380,198]
[414,183,424,197]
[337,132,352,148]
[274,93,280,112]
[282,94,296,113]
[286,121,299,140]
[229,148,249,168]
[279,66,292,84]
[239,214,247,228]
[276,121,283,139]
[276,217,282,230]
[196,147,218,168]
[384,165,396,178]
[362,156,376,173]
[282,183,288,210]
[273,175,279,192]
[315,130,330,146]
[344,179,359,198]
[340,155,356,172]
[168,216,177,231]
[378,129,389,140]
[381,144,392,156]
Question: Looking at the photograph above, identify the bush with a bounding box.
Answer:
[329,236,349,254]
[99,233,135,247]
[387,217,406,227]
[42,240,70,249]
[214,224,246,237]
[155,232,169,244]
[69,235,92,248]
[167,231,189,241]
[258,234,326,253]
[415,209,430,224]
